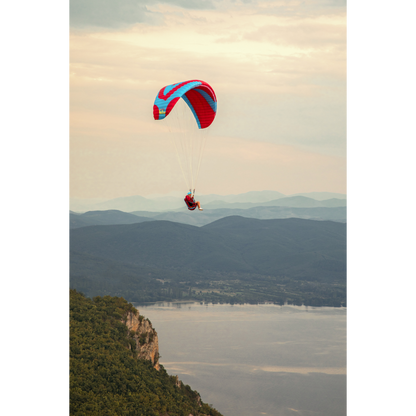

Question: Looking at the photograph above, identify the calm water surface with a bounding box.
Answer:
[137,302,346,416]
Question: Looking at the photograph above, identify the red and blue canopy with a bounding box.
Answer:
[153,80,217,129]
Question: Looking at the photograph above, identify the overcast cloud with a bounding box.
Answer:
[70,0,346,198]
[70,0,216,28]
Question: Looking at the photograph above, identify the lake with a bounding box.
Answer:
[137,302,346,416]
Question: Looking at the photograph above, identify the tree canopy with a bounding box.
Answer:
[70,289,222,416]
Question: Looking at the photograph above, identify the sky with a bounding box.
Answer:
[70,0,346,199]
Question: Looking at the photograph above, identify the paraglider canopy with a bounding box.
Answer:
[152,79,217,193]
[153,80,217,128]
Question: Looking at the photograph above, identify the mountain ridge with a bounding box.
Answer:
[203,196,346,209]
[70,190,346,213]
[71,216,346,280]
[70,209,152,229]
[70,206,346,229]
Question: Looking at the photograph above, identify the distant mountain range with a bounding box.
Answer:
[203,196,346,210]
[70,205,346,228]
[70,210,152,229]
[69,193,347,229]
[132,205,346,226]
[70,190,346,213]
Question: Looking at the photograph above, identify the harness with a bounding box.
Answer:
[184,196,197,210]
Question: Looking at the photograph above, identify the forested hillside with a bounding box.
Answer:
[70,217,346,306]
[70,289,222,416]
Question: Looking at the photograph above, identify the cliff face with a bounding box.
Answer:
[124,310,160,371]
[123,312,210,415]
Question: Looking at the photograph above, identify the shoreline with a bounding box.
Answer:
[134,300,347,311]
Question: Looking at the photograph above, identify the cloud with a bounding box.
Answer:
[70,0,346,30]
[242,21,346,50]
[70,0,151,28]
[70,0,346,198]
[70,0,215,29]
[163,0,215,10]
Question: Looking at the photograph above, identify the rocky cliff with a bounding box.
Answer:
[124,310,160,370]
[123,310,214,415]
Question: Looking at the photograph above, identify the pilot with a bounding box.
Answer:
[184,191,203,211]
